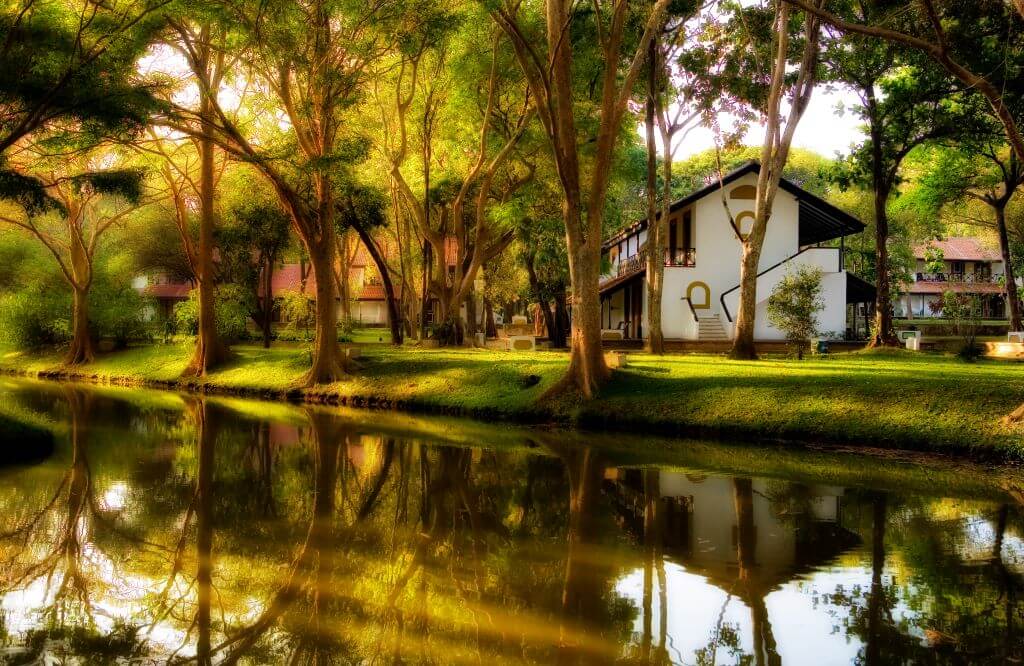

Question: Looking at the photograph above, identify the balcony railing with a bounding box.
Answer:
[601,245,698,286]
[916,272,1002,283]
[609,248,647,282]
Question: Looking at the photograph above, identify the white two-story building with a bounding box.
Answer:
[599,161,874,342]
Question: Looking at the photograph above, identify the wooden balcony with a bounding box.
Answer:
[915,272,1001,284]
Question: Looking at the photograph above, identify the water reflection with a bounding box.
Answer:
[0,379,1021,664]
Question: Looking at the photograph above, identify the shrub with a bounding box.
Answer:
[766,265,824,359]
[0,286,70,349]
[90,279,151,348]
[941,291,983,360]
[279,291,315,341]
[173,284,251,343]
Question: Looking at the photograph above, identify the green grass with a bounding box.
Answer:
[1,342,1022,459]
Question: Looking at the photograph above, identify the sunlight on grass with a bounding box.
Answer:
[0,341,1021,456]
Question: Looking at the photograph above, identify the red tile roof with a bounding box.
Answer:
[913,238,1002,262]
[267,264,399,301]
[145,283,192,299]
[357,284,402,301]
[271,263,317,295]
[909,281,1005,295]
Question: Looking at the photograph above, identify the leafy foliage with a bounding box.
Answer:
[0,285,70,349]
[766,265,824,359]
[173,285,250,343]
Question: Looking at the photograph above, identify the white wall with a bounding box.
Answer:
[355,301,385,325]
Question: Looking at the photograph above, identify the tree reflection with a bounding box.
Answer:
[733,478,780,666]
[0,385,148,661]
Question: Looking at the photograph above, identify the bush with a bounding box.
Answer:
[766,265,824,359]
[90,279,151,348]
[941,291,983,360]
[0,286,70,349]
[279,291,315,341]
[173,284,251,343]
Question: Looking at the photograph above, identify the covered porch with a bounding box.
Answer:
[599,271,645,341]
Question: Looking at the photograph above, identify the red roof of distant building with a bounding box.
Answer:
[357,284,402,301]
[909,281,1005,295]
[145,283,192,299]
[913,238,1002,262]
[267,264,399,302]
[271,263,318,295]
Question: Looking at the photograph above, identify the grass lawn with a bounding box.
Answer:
[1,341,1022,459]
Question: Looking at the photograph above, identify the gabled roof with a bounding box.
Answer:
[602,161,865,250]
[913,237,1002,262]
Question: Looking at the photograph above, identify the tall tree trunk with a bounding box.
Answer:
[555,224,610,398]
[644,40,665,355]
[302,237,351,385]
[729,2,820,360]
[868,182,899,347]
[184,39,229,376]
[64,220,95,366]
[731,241,764,360]
[350,219,403,345]
[420,240,431,341]
[995,204,1023,331]
[484,297,497,338]
[465,289,478,344]
[65,286,95,366]
[553,291,570,349]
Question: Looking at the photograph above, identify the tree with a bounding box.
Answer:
[217,172,292,348]
[336,182,404,345]
[766,265,824,358]
[157,17,234,377]
[0,0,164,155]
[159,0,410,385]
[378,15,534,346]
[490,0,671,397]
[941,291,983,360]
[0,149,144,364]
[919,140,1024,332]
[722,0,824,359]
[822,3,966,347]
[641,3,708,356]
[519,212,570,349]
[784,1,1024,165]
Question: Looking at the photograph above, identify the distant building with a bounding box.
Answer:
[899,237,1018,319]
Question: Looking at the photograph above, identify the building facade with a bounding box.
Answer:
[599,162,874,342]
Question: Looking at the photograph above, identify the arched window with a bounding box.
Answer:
[730,184,756,200]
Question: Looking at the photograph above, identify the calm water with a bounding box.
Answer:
[0,378,1021,665]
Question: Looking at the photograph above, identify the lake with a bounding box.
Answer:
[0,377,1021,664]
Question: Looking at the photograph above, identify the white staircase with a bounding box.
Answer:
[696,314,729,341]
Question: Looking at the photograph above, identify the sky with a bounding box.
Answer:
[656,84,868,161]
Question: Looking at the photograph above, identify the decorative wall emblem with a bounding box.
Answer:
[687,281,711,309]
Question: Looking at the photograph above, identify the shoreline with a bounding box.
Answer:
[1,342,1022,464]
